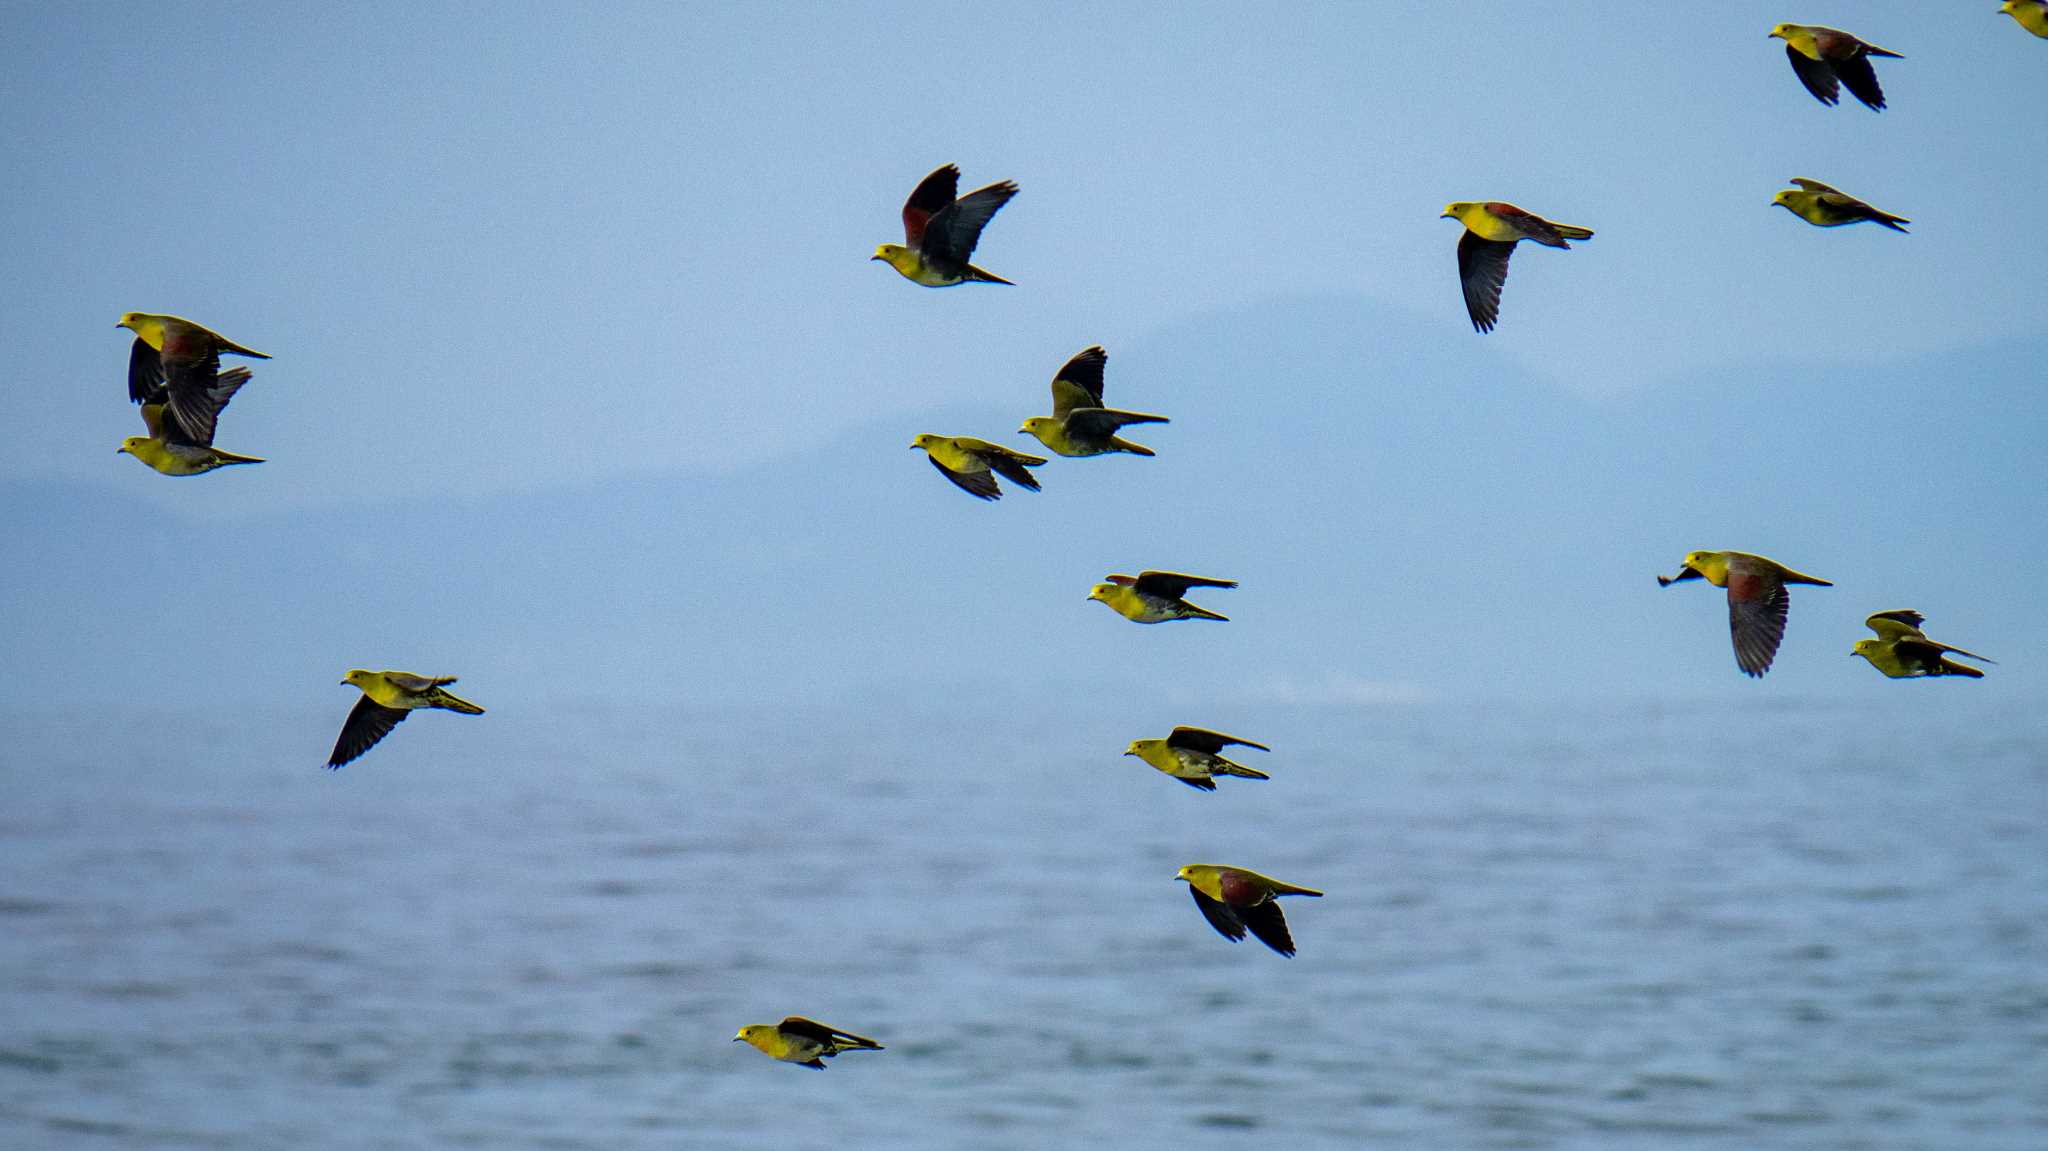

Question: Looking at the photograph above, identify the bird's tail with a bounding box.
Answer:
[219,338,271,360]
[427,688,486,715]
[1871,211,1910,233]
[1865,45,1904,58]
[1107,437,1155,457]
[1212,760,1270,781]
[211,448,265,465]
[965,264,1014,286]
[1271,881,1324,898]
[1179,604,1229,622]
[1780,569,1833,586]
[1554,223,1594,241]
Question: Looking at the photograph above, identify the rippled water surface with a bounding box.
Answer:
[3,696,2044,1149]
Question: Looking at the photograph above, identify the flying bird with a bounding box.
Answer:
[734,1017,883,1070]
[1440,202,1593,333]
[1088,571,1235,623]
[1659,551,1833,677]
[1175,864,1322,957]
[117,313,270,443]
[327,669,485,769]
[1769,24,1902,110]
[910,434,1046,500]
[1852,610,1994,679]
[2001,1,2048,38]
[116,366,265,476]
[1018,345,1170,458]
[1772,179,1909,232]
[872,164,1018,286]
[1125,727,1270,791]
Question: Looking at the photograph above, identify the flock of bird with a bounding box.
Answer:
[106,18,2021,1070]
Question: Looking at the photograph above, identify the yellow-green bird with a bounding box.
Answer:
[733,1017,883,1070]
[1018,346,1169,458]
[1659,550,1833,678]
[1125,727,1270,791]
[327,670,485,769]
[1769,24,1902,110]
[118,366,264,476]
[117,313,270,436]
[1440,202,1593,333]
[2001,1,2048,38]
[872,164,1018,287]
[910,433,1046,500]
[1852,610,1994,679]
[1772,179,1909,232]
[1088,570,1235,623]
[1175,864,1322,957]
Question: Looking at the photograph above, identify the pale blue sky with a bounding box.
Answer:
[2,2,2043,709]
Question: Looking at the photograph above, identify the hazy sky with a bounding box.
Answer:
[3,3,2044,710]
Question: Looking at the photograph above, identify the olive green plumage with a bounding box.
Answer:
[1851,611,1993,679]
[734,1017,883,1069]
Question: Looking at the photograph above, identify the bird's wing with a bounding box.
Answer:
[900,164,959,247]
[927,454,1000,500]
[139,403,166,438]
[327,696,410,769]
[1189,887,1247,942]
[1236,898,1298,957]
[1456,233,1514,333]
[1785,46,1842,105]
[977,448,1042,492]
[1132,571,1235,599]
[1790,178,1843,194]
[1831,50,1887,110]
[1167,726,1269,754]
[1065,407,1168,438]
[1175,775,1218,791]
[777,1017,880,1049]
[384,672,454,693]
[1484,203,1566,245]
[1726,572,1790,677]
[159,366,252,447]
[1050,346,1108,415]
[127,338,166,405]
[919,180,1019,271]
[1864,610,1926,639]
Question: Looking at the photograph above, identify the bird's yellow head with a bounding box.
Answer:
[341,669,374,688]
[1019,416,1059,438]
[116,312,143,332]
[872,242,916,271]
[1440,202,1475,222]
[1850,639,1882,663]
[1122,739,1150,758]
[909,433,941,452]
[1174,865,1195,884]
[734,1025,772,1046]
[1771,190,1796,209]
[1767,23,1791,41]
[116,436,147,456]
[1087,582,1119,604]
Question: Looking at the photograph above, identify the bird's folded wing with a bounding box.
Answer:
[1050,346,1108,415]
[127,338,166,405]
[384,671,453,693]
[920,181,1018,271]
[1790,177,1843,194]
[1727,577,1790,677]
[1236,899,1297,956]
[928,455,1000,500]
[1133,571,1235,599]
[780,1017,880,1049]
[1900,636,1994,665]
[328,696,410,769]
[1167,726,1268,754]
[1456,233,1514,333]
[1786,47,1841,105]
[981,451,1042,492]
[1189,887,1247,942]
[1066,408,1168,438]
[901,164,960,247]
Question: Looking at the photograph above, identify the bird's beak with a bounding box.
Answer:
[869,254,884,262]
[1121,749,1135,757]
[1439,211,1453,219]
[731,1036,744,1042]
